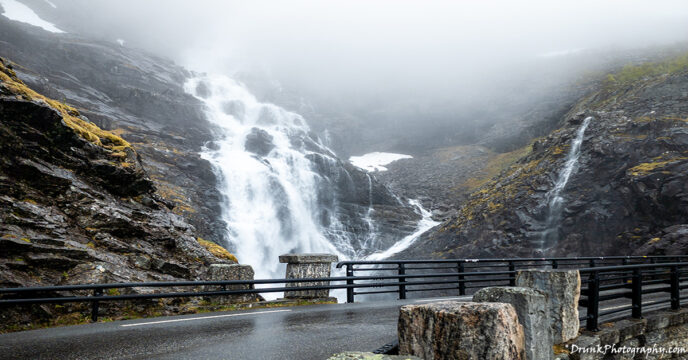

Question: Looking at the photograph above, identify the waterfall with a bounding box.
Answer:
[361,173,376,250]
[184,74,436,282]
[538,116,592,251]
[185,75,343,281]
[366,200,440,260]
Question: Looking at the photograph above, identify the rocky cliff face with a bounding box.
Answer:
[401,52,688,259]
[0,15,225,244]
[0,58,238,327]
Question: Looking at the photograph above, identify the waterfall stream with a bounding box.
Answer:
[538,116,592,251]
[185,74,436,282]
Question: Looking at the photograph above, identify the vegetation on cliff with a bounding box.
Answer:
[0,58,133,163]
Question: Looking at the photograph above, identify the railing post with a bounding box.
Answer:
[586,271,600,331]
[457,262,466,296]
[671,265,680,310]
[508,261,516,286]
[632,268,643,318]
[91,288,103,322]
[551,259,559,269]
[398,263,406,300]
[589,259,596,268]
[346,264,354,303]
[622,258,629,284]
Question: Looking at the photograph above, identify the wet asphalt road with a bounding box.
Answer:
[0,297,470,360]
[1,293,678,360]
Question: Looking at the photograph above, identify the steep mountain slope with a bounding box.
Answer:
[401,53,688,259]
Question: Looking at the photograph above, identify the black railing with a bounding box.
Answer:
[336,255,688,303]
[1,255,686,324]
[578,262,688,331]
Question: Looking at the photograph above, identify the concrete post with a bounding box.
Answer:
[473,286,553,360]
[516,269,581,343]
[398,301,526,360]
[279,253,338,299]
[204,263,257,303]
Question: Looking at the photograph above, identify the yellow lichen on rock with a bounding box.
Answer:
[0,59,132,161]
[197,237,238,263]
[627,155,688,176]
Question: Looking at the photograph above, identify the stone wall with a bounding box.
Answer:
[563,308,688,360]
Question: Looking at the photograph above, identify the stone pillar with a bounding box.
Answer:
[398,301,526,360]
[516,269,581,343]
[473,286,553,360]
[279,253,338,299]
[204,264,257,303]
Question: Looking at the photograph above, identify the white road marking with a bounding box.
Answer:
[120,309,292,327]
[414,296,472,303]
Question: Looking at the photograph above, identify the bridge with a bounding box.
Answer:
[1,256,687,359]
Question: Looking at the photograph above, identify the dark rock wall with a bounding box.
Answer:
[401,55,688,259]
[0,16,225,244]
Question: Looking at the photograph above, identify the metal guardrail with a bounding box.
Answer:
[336,255,688,303]
[578,262,688,331]
[1,255,686,325]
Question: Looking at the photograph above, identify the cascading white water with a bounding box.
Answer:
[539,116,592,250]
[361,173,376,250]
[185,74,437,284]
[366,199,439,260]
[185,75,344,281]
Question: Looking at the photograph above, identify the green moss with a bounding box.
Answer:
[197,237,238,262]
[106,288,121,296]
[627,155,688,176]
[0,59,133,163]
[603,53,688,88]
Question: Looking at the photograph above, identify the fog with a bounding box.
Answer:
[30,0,688,153]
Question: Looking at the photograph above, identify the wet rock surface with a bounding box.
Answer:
[0,15,224,244]
[398,301,526,360]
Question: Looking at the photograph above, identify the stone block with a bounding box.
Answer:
[327,352,421,360]
[473,286,552,360]
[568,335,600,360]
[516,270,581,343]
[398,301,525,360]
[279,253,338,299]
[204,263,257,303]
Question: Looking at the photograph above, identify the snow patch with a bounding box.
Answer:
[116,39,125,46]
[349,152,412,172]
[0,0,64,33]
[43,0,56,8]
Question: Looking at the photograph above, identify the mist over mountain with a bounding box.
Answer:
[17,0,688,155]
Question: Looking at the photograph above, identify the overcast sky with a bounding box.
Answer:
[44,0,688,101]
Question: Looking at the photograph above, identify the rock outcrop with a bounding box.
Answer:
[398,301,526,360]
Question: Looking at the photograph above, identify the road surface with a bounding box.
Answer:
[0,294,679,360]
